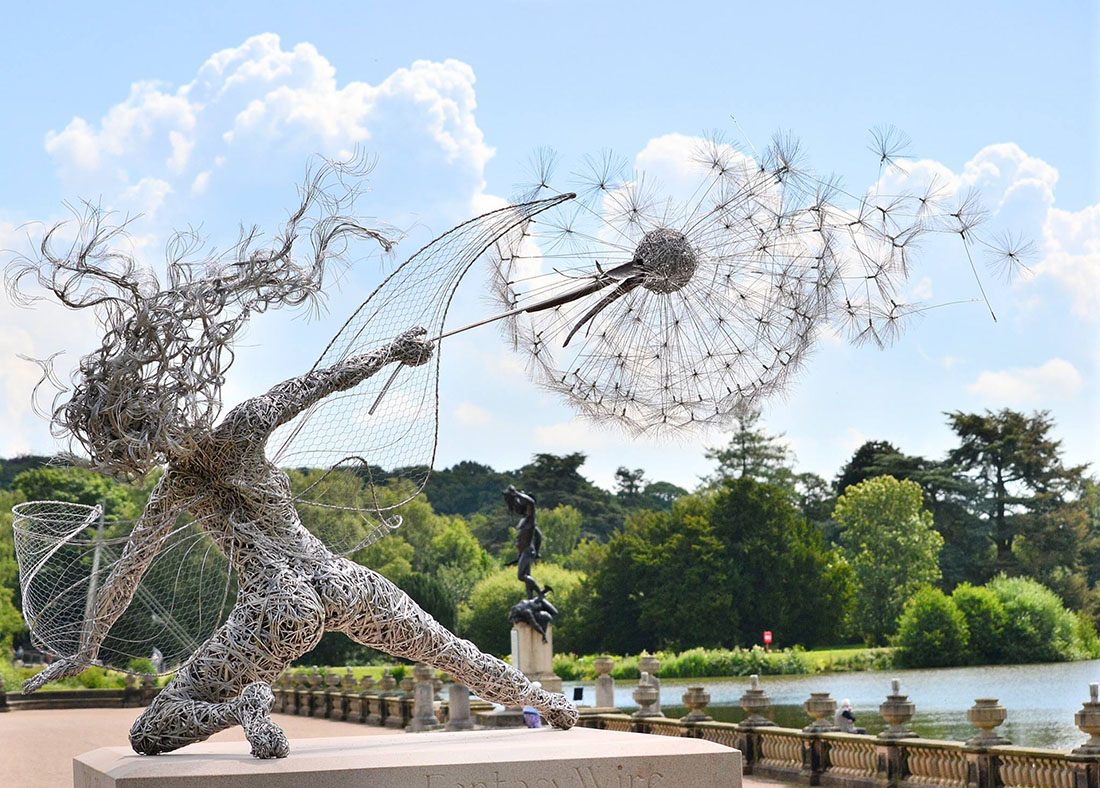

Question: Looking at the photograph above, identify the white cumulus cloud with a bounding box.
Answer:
[1038,203,1100,320]
[454,401,492,427]
[3,34,501,458]
[966,358,1083,406]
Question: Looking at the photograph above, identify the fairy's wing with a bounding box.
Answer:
[268,194,572,555]
[12,500,234,675]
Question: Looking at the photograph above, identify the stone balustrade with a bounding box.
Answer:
[574,670,1100,788]
[4,653,1100,788]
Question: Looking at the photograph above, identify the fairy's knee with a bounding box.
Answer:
[128,698,175,755]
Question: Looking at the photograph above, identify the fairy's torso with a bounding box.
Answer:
[165,434,330,576]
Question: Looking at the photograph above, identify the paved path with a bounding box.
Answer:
[0,707,789,787]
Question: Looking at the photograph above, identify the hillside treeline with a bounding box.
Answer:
[1,406,1096,668]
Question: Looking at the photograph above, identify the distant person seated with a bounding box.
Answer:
[835,699,867,734]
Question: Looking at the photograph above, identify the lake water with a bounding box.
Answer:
[563,659,1100,750]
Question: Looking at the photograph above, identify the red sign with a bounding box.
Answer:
[763,631,772,644]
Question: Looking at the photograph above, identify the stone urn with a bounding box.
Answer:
[400,675,416,693]
[343,667,355,687]
[1074,683,1100,755]
[593,656,615,677]
[380,669,397,692]
[307,667,322,688]
[631,673,660,718]
[325,670,341,689]
[681,686,713,723]
[740,674,775,727]
[638,653,660,678]
[359,675,376,691]
[879,678,917,739]
[966,698,1009,747]
[803,692,838,733]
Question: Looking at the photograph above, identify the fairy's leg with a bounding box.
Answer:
[130,569,326,758]
[316,558,578,729]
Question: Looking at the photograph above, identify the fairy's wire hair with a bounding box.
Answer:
[6,155,392,480]
[489,125,1030,435]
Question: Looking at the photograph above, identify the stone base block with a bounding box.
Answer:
[475,707,526,728]
[73,726,741,788]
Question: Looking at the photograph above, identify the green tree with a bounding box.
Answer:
[539,505,582,563]
[399,571,459,631]
[947,409,1089,581]
[703,404,794,489]
[459,564,584,655]
[894,587,969,667]
[871,450,988,589]
[0,488,27,649]
[833,475,942,645]
[573,481,848,654]
[639,481,688,511]
[951,583,1007,664]
[986,574,1093,663]
[709,478,849,649]
[834,441,900,495]
[614,467,647,507]
[515,453,624,540]
[12,466,142,521]
[423,461,513,519]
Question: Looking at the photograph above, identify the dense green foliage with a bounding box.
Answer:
[894,587,969,667]
[571,479,847,654]
[894,576,1100,668]
[950,583,1007,664]
[0,488,25,650]
[2,404,1097,674]
[833,476,943,645]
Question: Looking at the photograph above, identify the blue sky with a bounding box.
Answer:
[1,1,1096,491]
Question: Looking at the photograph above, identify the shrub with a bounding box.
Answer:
[398,571,458,632]
[951,583,1007,664]
[126,658,156,675]
[458,564,585,656]
[987,575,1081,663]
[894,587,969,668]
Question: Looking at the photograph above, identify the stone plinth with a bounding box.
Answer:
[73,726,741,788]
[511,621,562,693]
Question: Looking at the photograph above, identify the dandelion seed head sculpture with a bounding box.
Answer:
[487,127,1027,434]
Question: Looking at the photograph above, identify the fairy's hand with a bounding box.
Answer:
[22,655,93,694]
[392,327,434,367]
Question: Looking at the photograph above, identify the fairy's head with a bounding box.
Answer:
[7,158,391,479]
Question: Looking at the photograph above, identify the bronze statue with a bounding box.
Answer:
[508,593,558,642]
[504,485,549,599]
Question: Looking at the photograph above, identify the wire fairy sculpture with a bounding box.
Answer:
[8,120,1029,759]
[8,157,579,758]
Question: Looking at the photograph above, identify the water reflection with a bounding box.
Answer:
[564,659,1100,750]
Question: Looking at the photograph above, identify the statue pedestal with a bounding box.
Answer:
[73,727,742,787]
[511,621,562,694]
[475,622,564,727]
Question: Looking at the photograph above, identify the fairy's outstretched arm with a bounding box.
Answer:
[216,326,433,439]
[22,474,180,693]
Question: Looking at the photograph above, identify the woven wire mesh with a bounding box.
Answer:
[268,192,572,551]
[12,500,233,674]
